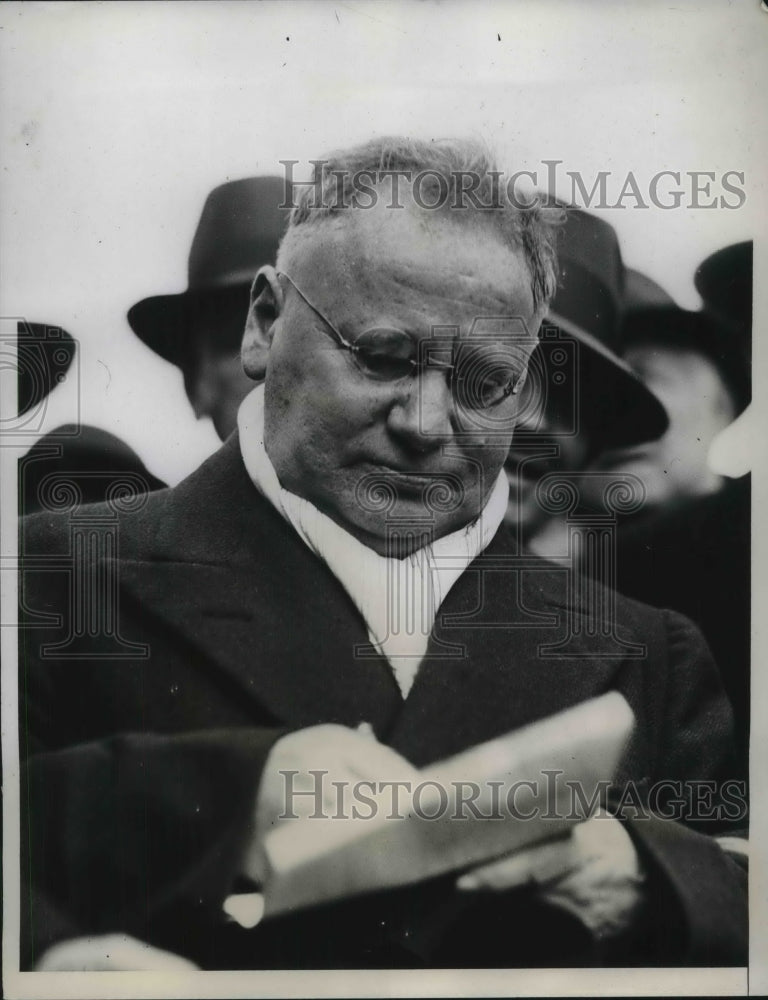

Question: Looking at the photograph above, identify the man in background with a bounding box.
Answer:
[591,257,750,513]
[503,211,668,559]
[22,177,289,511]
[128,176,289,441]
[17,320,164,514]
[599,245,752,777]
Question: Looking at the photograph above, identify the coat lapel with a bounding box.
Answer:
[117,438,403,731]
[387,544,629,767]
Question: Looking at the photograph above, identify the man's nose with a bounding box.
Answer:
[386,369,455,451]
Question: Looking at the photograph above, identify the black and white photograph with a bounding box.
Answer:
[1,2,764,997]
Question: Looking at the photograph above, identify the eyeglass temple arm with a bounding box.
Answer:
[278,272,357,352]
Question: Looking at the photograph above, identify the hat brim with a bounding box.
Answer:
[544,308,669,450]
[127,284,252,366]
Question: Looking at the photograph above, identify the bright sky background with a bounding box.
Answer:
[2,0,765,485]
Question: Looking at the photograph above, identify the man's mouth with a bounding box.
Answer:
[362,463,466,501]
[373,464,452,485]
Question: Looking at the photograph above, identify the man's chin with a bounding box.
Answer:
[324,502,474,558]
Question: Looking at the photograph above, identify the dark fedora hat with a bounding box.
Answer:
[541,208,669,449]
[128,176,290,366]
[17,320,77,416]
[21,424,167,514]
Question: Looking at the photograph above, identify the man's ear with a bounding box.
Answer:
[242,265,284,381]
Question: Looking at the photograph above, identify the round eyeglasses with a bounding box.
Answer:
[278,271,527,411]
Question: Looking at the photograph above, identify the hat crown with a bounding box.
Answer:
[187,176,291,291]
[548,208,624,354]
[541,208,670,448]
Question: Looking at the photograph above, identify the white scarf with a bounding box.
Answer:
[237,385,508,697]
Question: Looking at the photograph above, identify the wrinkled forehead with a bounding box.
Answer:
[286,202,538,334]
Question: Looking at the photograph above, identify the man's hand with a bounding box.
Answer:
[247,723,418,882]
[456,810,646,940]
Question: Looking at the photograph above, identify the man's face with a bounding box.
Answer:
[594,341,736,507]
[259,206,540,553]
[183,338,254,441]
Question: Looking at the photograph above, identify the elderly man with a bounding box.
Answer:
[19,138,745,970]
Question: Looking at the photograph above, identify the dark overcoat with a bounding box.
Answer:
[19,436,747,969]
